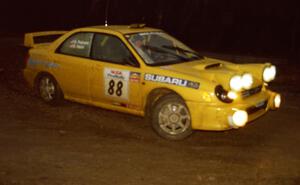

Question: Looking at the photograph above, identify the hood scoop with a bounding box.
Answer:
[205,63,222,69]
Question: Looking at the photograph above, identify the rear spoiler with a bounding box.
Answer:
[24,31,67,48]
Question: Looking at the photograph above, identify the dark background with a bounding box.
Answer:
[0,0,299,60]
[0,2,299,184]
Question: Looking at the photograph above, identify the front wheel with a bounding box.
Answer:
[151,94,193,140]
[38,75,63,105]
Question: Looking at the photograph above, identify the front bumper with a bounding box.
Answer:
[187,89,280,131]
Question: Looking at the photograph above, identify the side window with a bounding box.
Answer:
[91,34,138,66]
[58,33,93,58]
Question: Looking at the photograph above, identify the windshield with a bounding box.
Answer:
[125,32,203,66]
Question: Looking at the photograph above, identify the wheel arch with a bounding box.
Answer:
[144,87,185,117]
[34,71,63,94]
[145,88,193,140]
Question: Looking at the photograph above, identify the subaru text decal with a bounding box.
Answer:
[144,74,199,89]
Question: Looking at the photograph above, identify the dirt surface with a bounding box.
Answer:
[0,37,300,185]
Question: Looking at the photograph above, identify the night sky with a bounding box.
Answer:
[1,0,299,60]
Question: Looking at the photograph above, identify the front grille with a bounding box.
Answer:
[246,100,268,115]
[241,85,262,98]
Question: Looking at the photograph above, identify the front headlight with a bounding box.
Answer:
[230,73,254,91]
[215,85,236,103]
[263,65,276,82]
[241,73,253,89]
[230,75,243,91]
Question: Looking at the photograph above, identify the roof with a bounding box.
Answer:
[83,25,162,35]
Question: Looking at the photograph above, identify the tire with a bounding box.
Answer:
[37,74,63,105]
[151,94,193,140]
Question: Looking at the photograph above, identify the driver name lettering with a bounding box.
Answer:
[69,39,90,49]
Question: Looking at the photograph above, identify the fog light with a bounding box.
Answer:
[274,94,281,108]
[232,110,248,127]
[228,91,238,100]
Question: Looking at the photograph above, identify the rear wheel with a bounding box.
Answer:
[151,94,193,140]
[37,75,63,104]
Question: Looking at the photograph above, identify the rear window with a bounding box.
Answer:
[33,34,62,44]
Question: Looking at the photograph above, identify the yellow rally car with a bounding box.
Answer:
[23,24,281,140]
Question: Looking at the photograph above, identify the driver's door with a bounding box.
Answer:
[89,33,143,112]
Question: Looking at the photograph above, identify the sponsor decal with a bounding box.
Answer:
[129,72,141,83]
[106,69,127,80]
[28,58,59,68]
[138,32,163,36]
[144,74,200,89]
[104,68,130,99]
[187,81,200,89]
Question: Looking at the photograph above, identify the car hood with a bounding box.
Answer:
[159,57,265,90]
